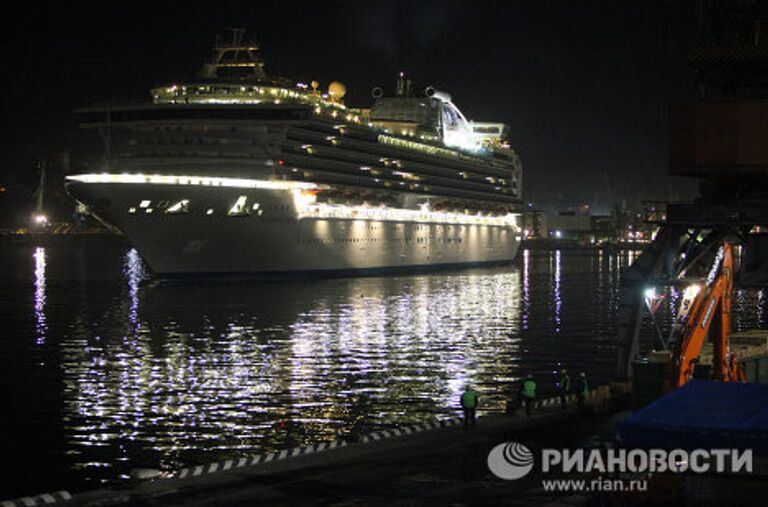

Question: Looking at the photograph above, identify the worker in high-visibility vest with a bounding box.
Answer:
[577,372,589,411]
[557,369,571,409]
[460,384,479,428]
[521,374,536,417]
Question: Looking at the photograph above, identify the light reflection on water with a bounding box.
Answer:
[34,247,47,346]
[58,247,620,486]
[5,243,766,493]
[61,266,529,477]
[522,249,531,330]
[553,249,562,333]
[123,249,145,330]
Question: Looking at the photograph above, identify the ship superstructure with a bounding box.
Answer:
[67,30,523,275]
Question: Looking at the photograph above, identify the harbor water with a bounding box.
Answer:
[1,241,766,497]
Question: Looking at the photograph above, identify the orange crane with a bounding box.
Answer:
[664,242,746,390]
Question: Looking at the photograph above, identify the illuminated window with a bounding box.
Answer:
[139,200,152,208]
[165,199,189,214]
[228,195,249,216]
[128,207,137,214]
[206,208,214,215]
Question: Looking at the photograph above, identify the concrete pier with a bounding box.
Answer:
[2,389,626,507]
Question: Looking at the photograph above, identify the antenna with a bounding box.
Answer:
[36,160,45,214]
[396,71,405,96]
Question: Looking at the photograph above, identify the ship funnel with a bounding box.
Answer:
[371,87,384,98]
[425,86,451,103]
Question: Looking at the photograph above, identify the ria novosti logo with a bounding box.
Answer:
[487,442,535,480]
[487,441,753,480]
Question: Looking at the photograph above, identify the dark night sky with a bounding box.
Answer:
[1,0,701,211]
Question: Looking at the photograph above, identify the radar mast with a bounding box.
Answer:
[199,28,266,81]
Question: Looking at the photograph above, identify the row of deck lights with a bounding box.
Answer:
[154,85,511,161]
[154,84,363,118]
[157,84,487,155]
[67,173,516,227]
[153,85,515,191]
[297,200,516,227]
[65,173,318,191]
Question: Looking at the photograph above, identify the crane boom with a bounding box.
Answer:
[666,243,746,388]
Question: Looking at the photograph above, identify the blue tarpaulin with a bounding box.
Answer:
[616,380,768,454]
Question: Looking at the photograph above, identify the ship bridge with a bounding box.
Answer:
[369,74,511,154]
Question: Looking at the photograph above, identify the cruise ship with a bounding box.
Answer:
[66,30,523,276]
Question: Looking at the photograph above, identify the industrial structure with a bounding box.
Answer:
[617,0,768,379]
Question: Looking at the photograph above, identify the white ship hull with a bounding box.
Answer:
[68,179,521,276]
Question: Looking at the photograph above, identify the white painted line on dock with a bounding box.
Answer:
[3,488,98,505]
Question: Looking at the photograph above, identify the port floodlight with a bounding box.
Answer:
[687,284,702,297]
